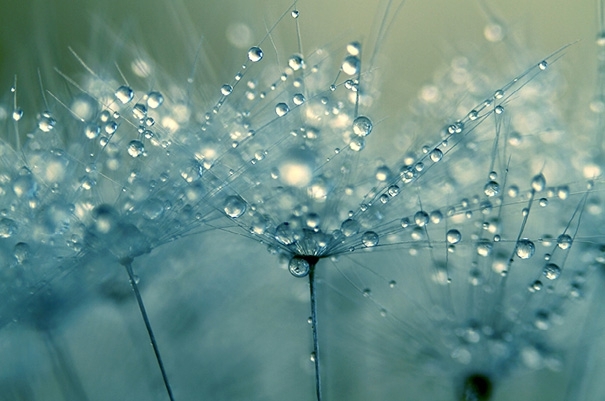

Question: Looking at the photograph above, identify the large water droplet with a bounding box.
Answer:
[556,234,572,250]
[248,46,263,62]
[515,239,535,259]
[37,112,56,132]
[414,211,429,227]
[483,181,500,197]
[0,218,18,238]
[446,229,461,244]
[341,219,360,237]
[361,231,379,247]
[543,263,561,280]
[275,102,290,117]
[341,55,360,76]
[223,195,247,218]
[352,116,372,137]
[289,256,310,277]
[147,91,164,109]
[531,173,546,192]
[115,85,134,104]
[288,54,304,71]
[127,140,145,157]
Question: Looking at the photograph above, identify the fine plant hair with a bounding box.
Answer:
[0,1,604,401]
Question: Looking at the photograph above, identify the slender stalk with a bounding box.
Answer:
[308,261,322,401]
[123,260,175,401]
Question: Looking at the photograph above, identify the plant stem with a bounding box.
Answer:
[123,261,175,401]
[308,261,322,401]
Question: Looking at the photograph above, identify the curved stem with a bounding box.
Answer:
[123,261,175,401]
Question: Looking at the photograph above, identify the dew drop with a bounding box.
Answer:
[446,229,462,244]
[247,46,263,62]
[127,140,145,157]
[275,222,295,245]
[147,91,164,109]
[275,102,290,117]
[341,55,360,76]
[538,60,548,70]
[389,280,397,288]
[223,195,247,218]
[12,108,23,121]
[531,173,546,192]
[288,54,304,71]
[430,148,443,162]
[341,218,360,237]
[132,103,147,120]
[483,181,500,197]
[221,84,233,96]
[543,263,561,280]
[289,256,310,278]
[349,137,365,151]
[494,105,504,114]
[13,242,29,264]
[0,218,18,238]
[36,112,56,132]
[361,231,379,247]
[115,85,134,104]
[291,9,299,18]
[414,211,429,227]
[515,238,535,259]
[556,234,572,250]
[352,116,372,137]
[530,280,543,292]
[476,240,493,257]
[293,93,305,105]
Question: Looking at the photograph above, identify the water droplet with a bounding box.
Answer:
[352,116,372,137]
[531,173,546,192]
[132,103,147,120]
[104,121,118,135]
[388,280,397,288]
[180,161,203,183]
[275,102,290,117]
[84,124,101,139]
[494,105,504,114]
[484,23,504,42]
[147,91,164,108]
[468,110,479,120]
[13,242,29,264]
[538,60,548,70]
[247,46,263,62]
[293,93,305,105]
[289,256,310,277]
[430,148,443,162]
[341,219,360,237]
[127,140,145,157]
[115,85,134,104]
[515,239,535,259]
[556,234,572,250]
[291,9,299,18]
[223,195,247,218]
[275,222,295,245]
[37,112,56,132]
[221,84,233,96]
[288,54,304,71]
[543,263,561,280]
[534,310,550,330]
[349,137,365,151]
[530,280,543,292]
[361,231,379,247]
[0,218,18,238]
[446,229,462,244]
[414,211,429,227]
[483,181,500,197]
[476,240,493,257]
[341,55,360,75]
[12,108,23,121]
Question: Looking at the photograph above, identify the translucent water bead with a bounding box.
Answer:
[223,195,247,218]
[352,116,372,137]
[515,239,535,259]
[115,85,134,104]
[247,46,263,62]
[288,256,310,278]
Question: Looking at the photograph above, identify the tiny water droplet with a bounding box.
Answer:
[37,112,56,132]
[288,54,304,71]
[538,60,548,70]
[12,108,23,121]
[531,173,546,192]
[341,55,360,76]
